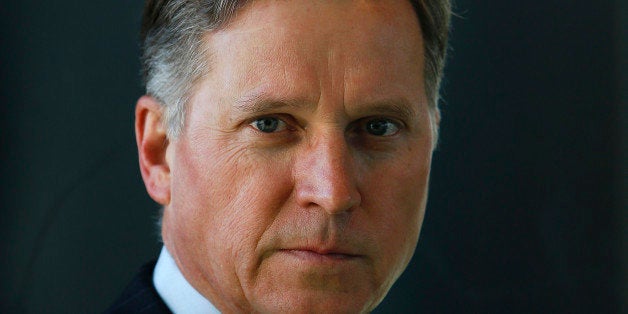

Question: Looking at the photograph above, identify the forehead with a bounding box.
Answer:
[201,0,425,108]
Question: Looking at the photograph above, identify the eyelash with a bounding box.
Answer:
[247,115,404,137]
[248,115,296,134]
[361,118,402,137]
[249,116,290,133]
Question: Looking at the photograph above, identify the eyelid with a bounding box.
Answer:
[379,117,404,128]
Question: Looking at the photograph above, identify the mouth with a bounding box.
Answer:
[278,248,362,262]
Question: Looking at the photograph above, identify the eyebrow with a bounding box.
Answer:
[235,90,420,121]
[235,91,314,114]
[357,97,420,121]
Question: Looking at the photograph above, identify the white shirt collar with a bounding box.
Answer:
[153,246,221,314]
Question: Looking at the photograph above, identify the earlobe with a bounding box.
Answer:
[136,95,172,205]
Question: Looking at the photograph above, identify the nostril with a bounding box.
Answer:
[294,172,361,214]
[293,134,361,213]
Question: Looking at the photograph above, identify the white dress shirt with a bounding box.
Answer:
[153,246,221,314]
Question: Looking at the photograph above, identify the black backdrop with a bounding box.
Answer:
[1,1,625,313]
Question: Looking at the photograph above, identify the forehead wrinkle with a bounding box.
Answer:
[232,42,321,115]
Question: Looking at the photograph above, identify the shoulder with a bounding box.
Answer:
[104,261,172,314]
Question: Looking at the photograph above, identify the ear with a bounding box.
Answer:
[430,107,441,150]
[135,95,171,205]
[433,107,441,126]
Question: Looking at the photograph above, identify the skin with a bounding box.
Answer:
[136,0,437,313]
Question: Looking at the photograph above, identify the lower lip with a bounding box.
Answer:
[280,249,359,262]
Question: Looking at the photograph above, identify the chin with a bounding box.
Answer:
[249,287,383,314]
[257,299,373,314]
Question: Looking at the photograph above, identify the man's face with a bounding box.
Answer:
[160,0,434,312]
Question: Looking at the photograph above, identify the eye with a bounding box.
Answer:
[250,117,288,133]
[364,118,400,136]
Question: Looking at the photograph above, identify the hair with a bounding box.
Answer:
[140,0,452,141]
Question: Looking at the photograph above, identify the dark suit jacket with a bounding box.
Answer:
[104,261,172,314]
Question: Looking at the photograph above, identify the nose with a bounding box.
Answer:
[294,132,362,215]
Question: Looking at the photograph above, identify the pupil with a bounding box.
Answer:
[257,118,278,133]
[367,120,388,136]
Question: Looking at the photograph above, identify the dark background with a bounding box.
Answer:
[1,1,625,313]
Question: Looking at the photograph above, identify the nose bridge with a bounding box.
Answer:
[295,130,361,214]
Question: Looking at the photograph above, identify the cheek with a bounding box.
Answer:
[169,137,294,277]
[361,145,432,280]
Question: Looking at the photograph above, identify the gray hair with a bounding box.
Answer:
[140,0,452,141]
